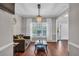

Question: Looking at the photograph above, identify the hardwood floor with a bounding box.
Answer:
[15,40,68,56]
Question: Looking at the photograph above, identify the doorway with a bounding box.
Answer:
[56,13,69,41]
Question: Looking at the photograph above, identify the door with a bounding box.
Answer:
[60,24,68,40]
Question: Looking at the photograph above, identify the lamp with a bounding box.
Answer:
[36,4,42,22]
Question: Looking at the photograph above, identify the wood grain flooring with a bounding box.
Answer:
[15,40,68,56]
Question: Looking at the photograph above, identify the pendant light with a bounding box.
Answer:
[36,4,42,22]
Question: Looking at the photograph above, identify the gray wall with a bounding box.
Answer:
[21,18,32,36]
[0,9,13,56]
[13,15,22,35]
[69,3,79,56]
[21,17,27,35]
[47,18,56,42]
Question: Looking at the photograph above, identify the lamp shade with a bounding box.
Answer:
[36,15,42,22]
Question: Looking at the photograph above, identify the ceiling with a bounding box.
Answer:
[15,3,69,18]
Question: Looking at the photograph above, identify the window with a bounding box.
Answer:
[31,22,47,38]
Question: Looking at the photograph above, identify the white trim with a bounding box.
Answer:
[31,40,57,42]
[0,42,13,52]
[69,42,79,48]
[57,39,68,40]
[47,40,57,42]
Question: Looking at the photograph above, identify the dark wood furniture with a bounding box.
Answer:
[24,36,30,39]
[13,35,31,56]
[13,39,25,56]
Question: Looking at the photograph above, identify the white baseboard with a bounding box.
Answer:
[0,42,13,52]
[31,40,57,42]
[57,39,68,40]
[69,42,79,48]
[47,40,57,42]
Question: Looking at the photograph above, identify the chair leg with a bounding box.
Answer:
[34,49,37,55]
[45,49,48,56]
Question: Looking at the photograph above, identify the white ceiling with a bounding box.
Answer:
[15,3,69,18]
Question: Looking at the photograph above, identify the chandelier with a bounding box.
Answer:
[36,4,42,22]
